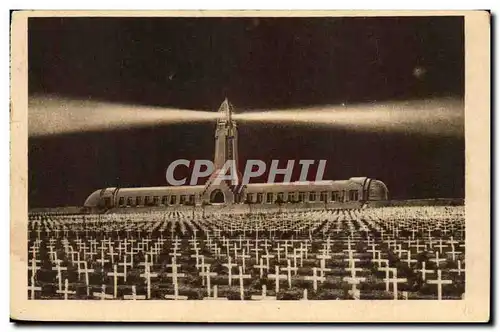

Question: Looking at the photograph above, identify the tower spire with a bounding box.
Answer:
[218,98,233,123]
[212,98,239,178]
[201,99,242,204]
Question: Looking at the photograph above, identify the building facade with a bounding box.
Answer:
[84,100,389,209]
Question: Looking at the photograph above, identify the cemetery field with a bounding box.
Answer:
[27,206,465,300]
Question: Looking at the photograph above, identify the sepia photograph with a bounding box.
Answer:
[10,10,490,322]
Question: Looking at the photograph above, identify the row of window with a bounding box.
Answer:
[245,190,360,204]
[117,194,196,207]
[115,189,361,207]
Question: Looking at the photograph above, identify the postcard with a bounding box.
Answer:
[10,10,490,322]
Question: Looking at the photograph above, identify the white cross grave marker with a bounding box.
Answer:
[56,278,76,300]
[427,269,452,300]
[268,265,287,293]
[251,284,276,301]
[304,267,325,292]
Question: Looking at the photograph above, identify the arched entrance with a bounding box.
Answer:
[210,189,225,203]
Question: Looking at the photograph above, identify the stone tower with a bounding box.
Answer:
[200,99,243,204]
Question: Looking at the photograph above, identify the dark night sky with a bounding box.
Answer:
[28,16,465,208]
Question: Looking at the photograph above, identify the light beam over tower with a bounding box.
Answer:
[28,95,464,137]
